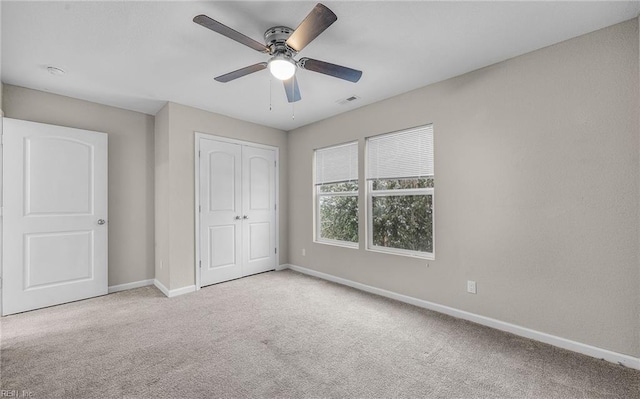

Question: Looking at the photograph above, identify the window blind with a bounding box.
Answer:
[315,141,358,185]
[367,125,433,180]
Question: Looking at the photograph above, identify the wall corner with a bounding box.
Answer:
[153,102,171,290]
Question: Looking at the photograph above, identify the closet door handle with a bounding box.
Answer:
[243,215,249,219]
[234,216,241,220]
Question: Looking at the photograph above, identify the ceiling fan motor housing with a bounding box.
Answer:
[264,26,295,56]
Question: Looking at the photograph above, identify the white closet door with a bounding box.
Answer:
[241,146,276,277]
[199,139,243,286]
[2,118,108,315]
[198,137,277,287]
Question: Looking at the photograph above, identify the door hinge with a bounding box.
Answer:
[274,160,277,168]
[199,150,201,158]
[274,204,276,211]
[199,205,201,213]
[199,260,202,269]
[275,248,277,254]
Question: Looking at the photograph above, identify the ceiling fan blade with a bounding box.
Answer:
[285,4,337,53]
[214,63,268,83]
[298,58,362,83]
[193,14,269,53]
[283,75,302,103]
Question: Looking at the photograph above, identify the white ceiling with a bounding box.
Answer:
[2,1,639,131]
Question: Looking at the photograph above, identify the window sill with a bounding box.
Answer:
[314,239,359,250]
[366,246,434,260]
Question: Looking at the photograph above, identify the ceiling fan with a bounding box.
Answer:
[193,3,362,103]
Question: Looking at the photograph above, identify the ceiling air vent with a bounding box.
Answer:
[337,95,360,105]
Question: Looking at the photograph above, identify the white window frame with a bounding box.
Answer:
[366,182,434,259]
[365,124,435,259]
[313,142,359,248]
[315,189,359,248]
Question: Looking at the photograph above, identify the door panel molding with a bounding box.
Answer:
[208,225,237,268]
[24,136,95,216]
[24,230,94,290]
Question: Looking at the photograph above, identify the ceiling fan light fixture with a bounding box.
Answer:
[268,55,296,80]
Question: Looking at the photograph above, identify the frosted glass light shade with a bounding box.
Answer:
[268,56,296,80]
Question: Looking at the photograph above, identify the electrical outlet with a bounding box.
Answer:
[467,280,477,294]
[302,248,306,256]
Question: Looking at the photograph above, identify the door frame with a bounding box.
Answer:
[194,132,279,290]
[1,114,5,313]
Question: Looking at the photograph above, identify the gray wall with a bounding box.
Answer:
[287,19,639,357]
[156,102,288,290]
[3,85,155,287]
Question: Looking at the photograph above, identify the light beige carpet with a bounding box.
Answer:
[1,269,638,398]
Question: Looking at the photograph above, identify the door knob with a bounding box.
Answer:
[97,219,106,225]
[243,215,249,219]
[234,216,241,220]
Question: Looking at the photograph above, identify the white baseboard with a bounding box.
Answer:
[153,279,170,296]
[169,284,196,297]
[282,264,640,370]
[275,264,289,271]
[153,279,196,298]
[108,279,154,294]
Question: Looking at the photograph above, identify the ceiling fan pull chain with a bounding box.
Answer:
[269,78,272,111]
[291,78,295,119]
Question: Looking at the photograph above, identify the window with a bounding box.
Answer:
[314,142,359,247]
[366,125,434,258]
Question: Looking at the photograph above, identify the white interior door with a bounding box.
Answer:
[2,118,108,315]
[198,137,276,287]
[199,139,243,286]
[242,146,276,276]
